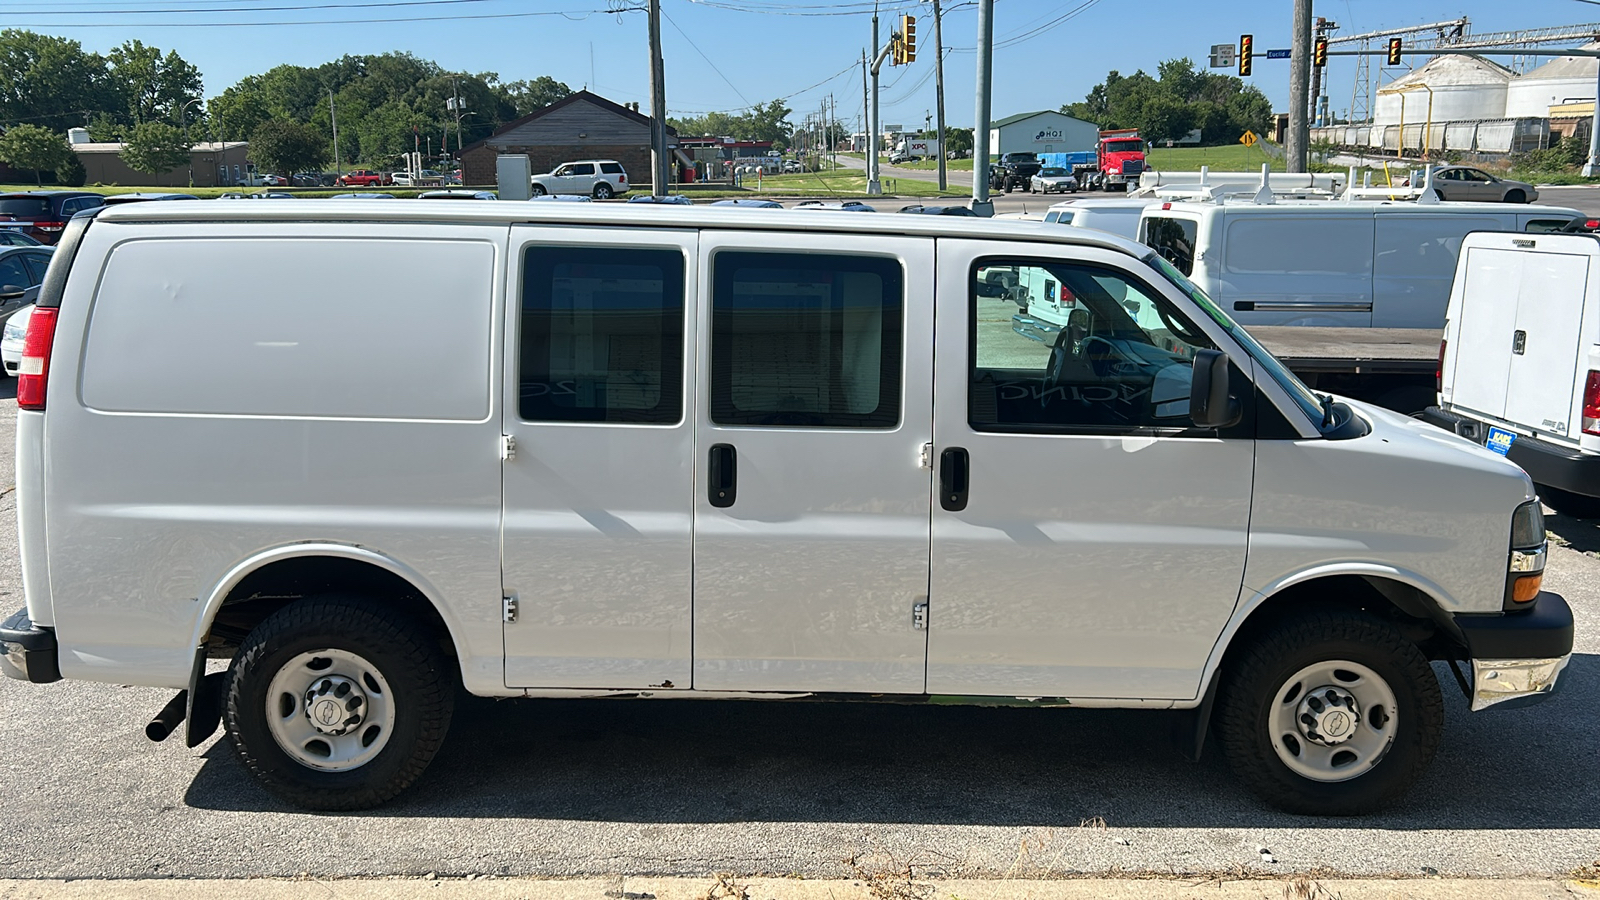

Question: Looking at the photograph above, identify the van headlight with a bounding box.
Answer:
[1507,500,1547,607]
[3,318,27,342]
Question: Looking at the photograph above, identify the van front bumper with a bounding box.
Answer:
[0,608,60,684]
[1424,406,1600,497]
[1453,591,1573,711]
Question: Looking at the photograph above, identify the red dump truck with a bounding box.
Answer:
[1071,129,1147,192]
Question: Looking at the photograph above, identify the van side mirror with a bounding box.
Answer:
[1190,349,1242,428]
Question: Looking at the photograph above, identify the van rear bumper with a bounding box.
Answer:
[1424,406,1600,497]
[1453,591,1573,711]
[0,608,60,684]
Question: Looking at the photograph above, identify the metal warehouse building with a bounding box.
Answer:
[988,111,1098,157]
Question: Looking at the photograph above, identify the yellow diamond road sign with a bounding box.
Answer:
[1239,131,1258,147]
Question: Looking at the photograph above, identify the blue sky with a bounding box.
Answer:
[11,0,1599,130]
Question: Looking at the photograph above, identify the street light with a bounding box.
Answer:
[180,97,204,187]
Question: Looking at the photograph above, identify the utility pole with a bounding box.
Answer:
[329,88,341,179]
[1586,64,1600,176]
[972,0,994,212]
[933,0,947,191]
[1287,0,1311,173]
[861,50,869,157]
[869,8,881,193]
[648,0,669,195]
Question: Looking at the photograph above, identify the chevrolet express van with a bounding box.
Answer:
[1428,231,1600,517]
[0,202,1572,815]
[1140,198,1582,328]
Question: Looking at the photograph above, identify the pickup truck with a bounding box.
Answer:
[337,170,392,187]
[989,152,1042,193]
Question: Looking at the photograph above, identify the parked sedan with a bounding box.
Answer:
[0,231,42,247]
[1030,167,1079,194]
[0,246,54,304]
[1,300,32,376]
[1432,166,1537,203]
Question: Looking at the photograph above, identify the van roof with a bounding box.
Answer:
[1146,198,1583,218]
[89,199,1156,258]
[1048,198,1155,211]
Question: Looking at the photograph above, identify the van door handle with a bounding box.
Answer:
[939,447,969,512]
[708,443,737,508]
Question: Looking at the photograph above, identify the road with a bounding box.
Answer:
[0,395,1597,881]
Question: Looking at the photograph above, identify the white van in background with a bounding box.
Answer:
[1041,197,1156,240]
[1140,199,1582,328]
[1427,231,1600,517]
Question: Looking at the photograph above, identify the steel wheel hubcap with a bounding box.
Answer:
[1269,660,1397,783]
[266,648,397,772]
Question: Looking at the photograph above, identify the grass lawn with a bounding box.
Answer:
[0,183,441,199]
[891,157,974,171]
[1145,144,1288,172]
[753,169,965,197]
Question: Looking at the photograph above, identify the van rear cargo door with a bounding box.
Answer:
[1447,247,1522,419]
[1502,250,1588,437]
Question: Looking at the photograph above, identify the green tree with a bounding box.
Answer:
[0,30,119,132]
[0,124,71,186]
[119,121,190,180]
[942,126,974,156]
[107,40,203,125]
[209,77,275,142]
[248,119,328,175]
[1063,58,1272,147]
[495,75,572,117]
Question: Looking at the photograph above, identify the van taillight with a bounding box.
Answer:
[1436,339,1446,393]
[1584,370,1600,436]
[16,306,58,411]
[33,221,66,233]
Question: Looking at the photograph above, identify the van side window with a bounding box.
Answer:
[1143,217,1198,275]
[1525,218,1575,233]
[710,251,902,428]
[1374,217,1501,283]
[971,260,1215,433]
[519,246,684,424]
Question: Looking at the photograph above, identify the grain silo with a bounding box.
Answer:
[1505,43,1599,119]
[1375,55,1513,125]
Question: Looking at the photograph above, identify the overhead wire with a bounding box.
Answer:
[6,0,505,15]
[660,5,751,108]
[5,4,636,26]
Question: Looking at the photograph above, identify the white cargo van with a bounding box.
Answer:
[1041,197,1156,239]
[1139,198,1582,328]
[0,203,1571,815]
[1427,231,1600,516]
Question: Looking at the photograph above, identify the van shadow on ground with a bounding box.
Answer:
[184,653,1599,829]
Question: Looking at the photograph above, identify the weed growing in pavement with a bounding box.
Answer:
[1282,873,1341,899]
[700,872,748,900]
[845,848,935,900]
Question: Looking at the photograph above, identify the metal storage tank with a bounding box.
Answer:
[1505,44,1600,119]
[1375,55,1512,126]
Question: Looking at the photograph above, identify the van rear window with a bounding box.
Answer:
[1143,216,1198,276]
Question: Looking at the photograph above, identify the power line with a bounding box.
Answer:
[660,5,750,108]
[6,0,503,15]
[5,4,638,26]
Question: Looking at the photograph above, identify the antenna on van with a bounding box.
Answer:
[1251,162,1275,205]
[1416,164,1440,205]
[1346,166,1357,199]
[1199,165,1209,188]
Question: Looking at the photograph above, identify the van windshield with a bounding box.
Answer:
[1145,252,1326,427]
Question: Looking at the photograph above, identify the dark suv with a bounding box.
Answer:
[0,192,105,246]
[989,152,1042,194]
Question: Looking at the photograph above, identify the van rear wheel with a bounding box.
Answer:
[223,594,455,810]
[1215,609,1442,815]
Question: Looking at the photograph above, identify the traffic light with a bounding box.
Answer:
[1313,37,1328,68]
[902,15,916,63]
[1387,37,1402,66]
[1239,34,1252,76]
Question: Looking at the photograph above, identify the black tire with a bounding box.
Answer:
[594,182,614,200]
[224,594,456,811]
[1215,609,1443,815]
[1505,189,1527,204]
[1538,484,1600,518]
[529,184,547,197]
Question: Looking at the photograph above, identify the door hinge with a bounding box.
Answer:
[500,434,516,461]
[918,442,933,470]
[912,599,929,631]
[502,594,519,623]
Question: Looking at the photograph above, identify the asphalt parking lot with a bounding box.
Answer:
[0,390,1597,882]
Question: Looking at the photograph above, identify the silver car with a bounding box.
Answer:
[1432,166,1537,203]
[1030,167,1079,194]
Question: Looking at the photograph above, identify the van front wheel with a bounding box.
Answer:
[1215,610,1442,815]
[224,594,456,810]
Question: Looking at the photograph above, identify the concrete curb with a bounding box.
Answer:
[0,877,1595,900]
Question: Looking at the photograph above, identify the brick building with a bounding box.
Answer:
[458,91,679,187]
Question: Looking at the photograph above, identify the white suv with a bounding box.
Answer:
[530,159,629,199]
